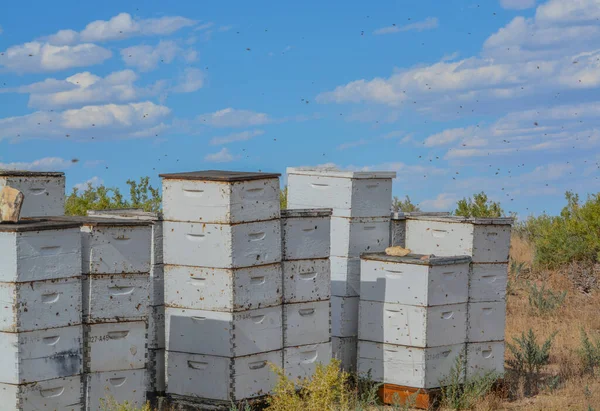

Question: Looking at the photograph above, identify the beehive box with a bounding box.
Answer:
[0,277,82,332]
[165,306,283,357]
[164,263,282,312]
[86,369,146,410]
[330,256,360,297]
[163,219,281,268]
[0,325,82,384]
[166,349,282,401]
[283,258,330,304]
[358,301,467,347]
[87,209,163,266]
[83,274,149,323]
[469,263,508,302]
[0,374,83,411]
[148,305,165,350]
[467,301,506,342]
[150,263,164,307]
[358,341,465,389]
[389,212,451,248]
[284,342,332,380]
[331,296,359,337]
[330,216,390,258]
[360,254,470,306]
[286,168,396,218]
[283,301,330,346]
[0,171,65,218]
[281,209,332,260]
[84,321,147,372]
[161,171,281,224]
[466,341,504,378]
[0,221,81,283]
[404,216,513,263]
[332,336,357,372]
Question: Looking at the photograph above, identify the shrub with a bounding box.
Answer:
[454,192,504,218]
[280,186,288,209]
[578,328,600,377]
[506,328,557,396]
[392,195,421,213]
[100,397,152,411]
[527,281,566,316]
[439,352,498,410]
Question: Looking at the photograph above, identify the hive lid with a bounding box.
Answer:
[0,219,82,232]
[281,208,333,218]
[405,215,514,225]
[361,252,472,265]
[287,167,396,179]
[159,170,281,182]
[0,171,65,177]
[43,215,153,227]
[88,209,163,221]
[391,211,452,220]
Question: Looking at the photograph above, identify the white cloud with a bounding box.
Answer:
[197,108,272,128]
[500,0,536,10]
[210,130,264,145]
[0,101,170,141]
[74,176,104,190]
[420,193,457,211]
[374,17,439,35]
[0,157,72,171]
[204,148,237,162]
[425,126,478,147]
[0,42,111,73]
[121,40,179,71]
[172,68,204,93]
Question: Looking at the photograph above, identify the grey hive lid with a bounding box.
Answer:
[0,171,64,177]
[0,219,82,233]
[43,215,153,227]
[287,167,396,179]
[88,209,163,221]
[361,252,472,265]
[281,208,333,218]
[405,215,514,225]
[159,170,281,182]
[391,211,452,220]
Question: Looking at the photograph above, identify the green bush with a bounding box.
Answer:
[392,195,421,213]
[454,192,504,218]
[578,328,600,377]
[527,281,566,316]
[280,186,288,210]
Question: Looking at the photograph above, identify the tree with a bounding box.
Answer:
[65,177,161,216]
[454,192,503,218]
[280,186,288,210]
[392,195,421,213]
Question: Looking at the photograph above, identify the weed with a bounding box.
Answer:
[390,391,418,411]
[527,281,566,315]
[100,396,152,411]
[578,328,600,376]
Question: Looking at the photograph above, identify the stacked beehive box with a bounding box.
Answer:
[281,209,332,380]
[0,171,65,218]
[358,253,471,407]
[0,220,84,410]
[87,209,165,397]
[389,212,451,248]
[287,167,396,370]
[404,215,512,379]
[161,171,283,405]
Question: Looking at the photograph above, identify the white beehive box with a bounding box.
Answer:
[358,301,467,347]
[163,219,282,269]
[147,348,165,393]
[283,259,330,304]
[469,263,508,302]
[165,306,283,357]
[389,212,451,248]
[405,216,513,263]
[161,170,281,224]
[148,305,165,349]
[283,301,330,346]
[87,209,163,266]
[286,168,396,218]
[0,221,82,283]
[358,341,465,389]
[332,336,357,372]
[84,321,147,373]
[83,274,149,323]
[86,369,146,411]
[467,341,504,378]
[0,171,65,218]
[467,301,506,342]
[331,296,359,337]
[164,263,282,311]
[330,256,360,297]
[0,277,82,332]
[0,325,82,384]
[281,209,332,260]
[284,342,332,380]
[0,374,83,411]
[166,350,282,401]
[330,217,390,258]
[360,254,471,306]
[150,264,164,307]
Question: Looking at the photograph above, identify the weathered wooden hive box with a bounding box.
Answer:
[0,171,65,218]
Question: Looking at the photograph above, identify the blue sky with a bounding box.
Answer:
[1,0,599,216]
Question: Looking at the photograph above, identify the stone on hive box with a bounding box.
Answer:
[0,186,24,223]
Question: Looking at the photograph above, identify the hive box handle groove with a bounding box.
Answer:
[108,286,135,296]
[248,361,267,370]
[183,189,204,197]
[108,331,130,339]
[250,315,265,323]
[188,361,208,370]
[432,229,447,238]
[40,245,61,255]
[42,336,60,345]
[441,311,454,319]
[186,234,206,242]
[109,377,127,386]
[29,188,47,195]
[302,227,316,232]
[248,232,266,241]
[40,387,64,398]
[41,293,60,304]
[482,350,493,358]
[366,184,379,188]
[299,308,315,316]
[250,276,266,285]
[300,271,317,280]
[113,236,131,241]
[310,183,329,189]
[300,350,318,363]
